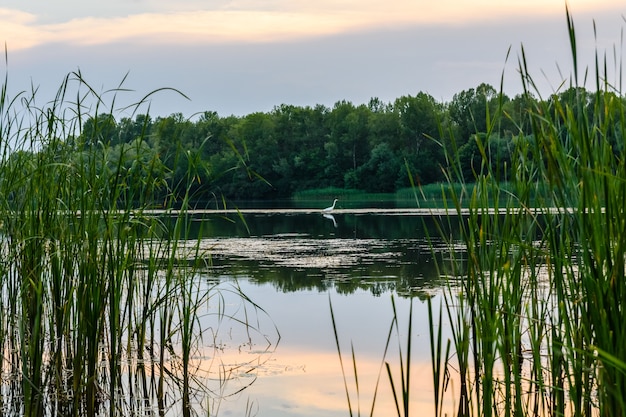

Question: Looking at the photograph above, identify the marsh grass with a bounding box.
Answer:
[292,183,538,210]
[0,66,274,416]
[293,187,398,209]
[428,8,626,417]
[330,8,626,417]
[329,294,396,417]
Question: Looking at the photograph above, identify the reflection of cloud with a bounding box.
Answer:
[2,0,620,51]
[210,346,445,416]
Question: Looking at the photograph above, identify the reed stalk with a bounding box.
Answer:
[428,7,626,417]
[330,295,396,417]
[0,55,270,416]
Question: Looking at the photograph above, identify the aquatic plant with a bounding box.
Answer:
[429,7,626,417]
[0,62,275,416]
[330,294,395,417]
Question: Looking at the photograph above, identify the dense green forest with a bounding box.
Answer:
[13,82,624,204]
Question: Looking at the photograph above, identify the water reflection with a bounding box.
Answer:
[170,210,462,416]
[177,210,460,240]
[323,213,337,228]
[193,236,446,296]
[206,281,451,417]
[173,211,463,297]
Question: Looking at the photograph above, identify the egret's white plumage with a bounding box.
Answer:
[322,199,338,212]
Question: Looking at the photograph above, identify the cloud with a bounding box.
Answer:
[0,9,42,50]
[2,1,623,52]
[2,8,386,49]
[3,0,625,119]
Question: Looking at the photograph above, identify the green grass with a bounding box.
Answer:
[295,185,465,207]
[293,182,553,210]
[293,187,394,201]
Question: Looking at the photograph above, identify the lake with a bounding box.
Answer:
[176,208,462,416]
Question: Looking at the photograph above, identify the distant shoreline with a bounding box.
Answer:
[132,207,576,216]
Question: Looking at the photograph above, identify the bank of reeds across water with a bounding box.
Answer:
[333,9,626,417]
[293,182,554,210]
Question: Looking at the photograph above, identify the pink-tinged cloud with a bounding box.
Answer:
[2,1,623,51]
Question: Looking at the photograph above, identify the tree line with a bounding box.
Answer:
[16,83,625,204]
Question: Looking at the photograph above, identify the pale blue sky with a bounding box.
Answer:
[1,1,624,118]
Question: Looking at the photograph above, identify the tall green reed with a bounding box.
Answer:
[0,63,271,416]
[330,295,394,417]
[429,8,626,417]
[330,293,422,417]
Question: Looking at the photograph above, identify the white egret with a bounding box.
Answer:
[322,199,338,212]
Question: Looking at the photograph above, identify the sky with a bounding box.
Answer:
[1,1,625,119]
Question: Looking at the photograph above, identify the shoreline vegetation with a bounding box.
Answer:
[291,182,553,208]
[4,51,619,207]
[333,8,626,417]
[0,6,624,417]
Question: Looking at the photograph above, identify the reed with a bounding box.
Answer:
[0,62,269,415]
[330,295,395,417]
[385,296,414,417]
[428,7,626,417]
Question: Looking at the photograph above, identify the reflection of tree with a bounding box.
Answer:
[205,245,458,297]
[178,213,469,297]
[342,214,461,241]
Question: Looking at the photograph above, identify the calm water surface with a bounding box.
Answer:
[186,209,460,416]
